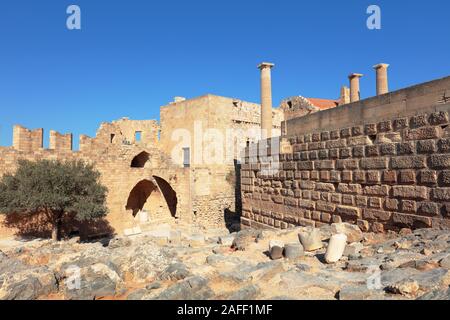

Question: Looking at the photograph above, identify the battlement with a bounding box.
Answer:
[49,130,73,151]
[13,125,43,152]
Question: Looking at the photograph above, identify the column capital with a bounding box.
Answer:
[258,62,275,70]
[373,63,389,70]
[348,73,364,79]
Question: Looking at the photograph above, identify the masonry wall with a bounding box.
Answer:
[0,120,190,239]
[241,76,450,233]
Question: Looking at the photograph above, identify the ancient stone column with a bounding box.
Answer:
[349,73,363,103]
[339,86,350,105]
[258,62,275,140]
[373,63,389,95]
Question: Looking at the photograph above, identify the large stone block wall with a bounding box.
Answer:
[241,77,450,233]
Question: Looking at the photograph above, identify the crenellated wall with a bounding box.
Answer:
[0,119,190,239]
[12,126,43,152]
[241,76,450,233]
[49,130,73,151]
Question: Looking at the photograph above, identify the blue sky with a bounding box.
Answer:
[0,0,449,149]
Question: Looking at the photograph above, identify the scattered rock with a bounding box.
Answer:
[218,235,234,246]
[108,237,132,249]
[331,223,363,243]
[386,281,419,297]
[158,263,191,281]
[325,234,347,264]
[232,229,260,251]
[146,281,162,290]
[439,256,450,269]
[417,288,450,300]
[343,242,364,256]
[399,228,413,236]
[155,276,214,300]
[187,234,205,248]
[295,264,311,272]
[0,266,57,300]
[298,229,323,252]
[127,288,148,300]
[269,240,284,260]
[284,243,304,260]
[339,285,385,300]
[228,284,260,300]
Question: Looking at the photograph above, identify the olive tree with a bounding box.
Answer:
[0,159,108,241]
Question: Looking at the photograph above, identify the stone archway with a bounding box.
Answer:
[125,177,177,225]
[131,151,150,168]
[153,176,178,218]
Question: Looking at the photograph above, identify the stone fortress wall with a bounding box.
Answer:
[0,119,190,239]
[241,76,450,233]
[0,93,284,239]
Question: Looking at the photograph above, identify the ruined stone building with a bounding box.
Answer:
[2,61,446,240]
[0,89,287,239]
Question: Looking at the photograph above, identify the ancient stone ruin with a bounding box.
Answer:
[1,62,450,301]
[241,69,450,234]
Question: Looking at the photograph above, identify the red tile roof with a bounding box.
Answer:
[306,98,339,110]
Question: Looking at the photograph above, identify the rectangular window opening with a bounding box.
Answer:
[135,131,142,142]
[183,147,190,168]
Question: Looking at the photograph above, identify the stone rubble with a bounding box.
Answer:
[0,223,449,300]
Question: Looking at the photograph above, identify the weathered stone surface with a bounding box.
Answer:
[269,240,284,260]
[298,229,323,251]
[325,234,347,264]
[439,256,450,269]
[343,242,364,256]
[386,281,419,297]
[232,229,261,251]
[0,265,57,300]
[331,223,363,243]
[218,235,235,246]
[155,276,214,300]
[228,284,260,300]
[284,243,304,260]
[158,263,191,281]
[339,286,385,300]
[417,288,450,300]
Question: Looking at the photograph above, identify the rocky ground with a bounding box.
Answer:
[0,222,450,300]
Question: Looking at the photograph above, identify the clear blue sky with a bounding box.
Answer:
[1,0,449,149]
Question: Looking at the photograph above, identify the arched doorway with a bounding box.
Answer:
[131,151,150,168]
[125,177,177,225]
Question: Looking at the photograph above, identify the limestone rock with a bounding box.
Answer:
[108,237,132,249]
[158,262,191,281]
[269,240,284,260]
[439,256,450,269]
[325,234,347,264]
[0,266,57,300]
[127,288,148,300]
[343,242,364,256]
[232,229,261,251]
[298,229,323,252]
[331,223,363,243]
[386,281,419,297]
[284,243,304,260]
[218,235,235,246]
[339,285,385,300]
[155,276,214,300]
[417,288,450,300]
